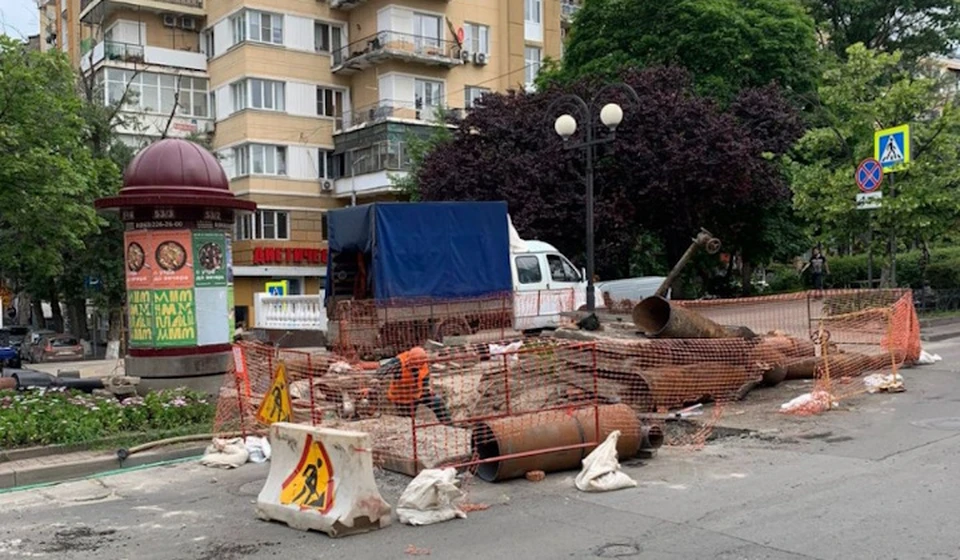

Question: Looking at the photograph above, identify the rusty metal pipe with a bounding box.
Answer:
[641,425,664,451]
[633,296,747,339]
[655,228,721,298]
[471,404,641,482]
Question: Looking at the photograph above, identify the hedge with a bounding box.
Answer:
[819,247,960,289]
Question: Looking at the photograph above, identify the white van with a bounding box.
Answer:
[511,239,588,331]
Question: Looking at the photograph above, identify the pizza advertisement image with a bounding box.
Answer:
[192,231,227,288]
[124,230,153,289]
[151,230,194,289]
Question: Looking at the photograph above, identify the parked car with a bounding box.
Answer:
[4,326,29,350]
[20,328,56,363]
[30,335,84,363]
[0,329,21,369]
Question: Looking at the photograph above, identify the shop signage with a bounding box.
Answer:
[253,247,328,266]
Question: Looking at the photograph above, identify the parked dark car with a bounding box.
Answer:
[20,328,56,363]
[0,329,20,369]
[5,326,29,349]
[31,335,84,363]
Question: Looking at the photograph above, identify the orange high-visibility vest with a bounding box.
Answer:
[386,349,430,405]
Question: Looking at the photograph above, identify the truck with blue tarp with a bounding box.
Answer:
[324,201,519,355]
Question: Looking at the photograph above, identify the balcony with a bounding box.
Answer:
[80,40,207,72]
[561,0,580,24]
[339,99,463,132]
[330,0,448,10]
[332,31,463,74]
[254,294,328,331]
[80,0,203,24]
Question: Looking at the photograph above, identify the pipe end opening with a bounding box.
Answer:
[471,423,501,482]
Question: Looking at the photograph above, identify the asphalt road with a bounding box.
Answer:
[1,339,959,560]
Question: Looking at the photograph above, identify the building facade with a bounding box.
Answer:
[43,0,570,328]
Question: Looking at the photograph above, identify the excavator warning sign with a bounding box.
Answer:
[256,362,292,425]
[279,435,335,513]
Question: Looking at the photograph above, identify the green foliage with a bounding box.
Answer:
[0,387,214,448]
[802,0,960,61]
[0,37,111,290]
[821,247,960,288]
[390,108,455,201]
[540,0,820,101]
[789,45,960,272]
[767,263,805,292]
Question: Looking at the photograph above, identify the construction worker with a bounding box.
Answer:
[374,346,452,425]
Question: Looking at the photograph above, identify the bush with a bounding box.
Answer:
[0,387,214,448]
[821,246,960,289]
[766,263,804,293]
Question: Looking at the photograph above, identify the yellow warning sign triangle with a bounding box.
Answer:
[279,435,335,513]
[256,362,292,425]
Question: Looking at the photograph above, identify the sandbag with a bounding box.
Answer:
[396,468,467,526]
[201,437,249,469]
[574,430,637,493]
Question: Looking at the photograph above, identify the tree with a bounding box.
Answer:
[803,0,960,61]
[540,0,820,101]
[416,67,804,294]
[0,36,109,313]
[789,44,960,284]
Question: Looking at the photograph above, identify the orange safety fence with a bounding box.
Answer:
[213,288,922,472]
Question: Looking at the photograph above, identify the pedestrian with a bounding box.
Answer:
[800,248,829,290]
[373,346,452,425]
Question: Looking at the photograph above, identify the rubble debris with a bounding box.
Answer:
[525,471,546,482]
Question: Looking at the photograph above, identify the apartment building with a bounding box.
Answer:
[44,0,567,327]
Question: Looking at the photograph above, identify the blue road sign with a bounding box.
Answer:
[874,125,910,171]
[856,158,883,193]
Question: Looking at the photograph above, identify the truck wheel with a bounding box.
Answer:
[432,318,472,343]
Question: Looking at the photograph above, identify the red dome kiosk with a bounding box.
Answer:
[96,139,256,393]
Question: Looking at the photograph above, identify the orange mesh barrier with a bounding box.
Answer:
[212,289,921,471]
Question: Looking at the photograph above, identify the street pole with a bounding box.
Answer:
[889,172,896,286]
[584,134,596,312]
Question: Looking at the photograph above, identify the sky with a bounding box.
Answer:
[0,0,40,39]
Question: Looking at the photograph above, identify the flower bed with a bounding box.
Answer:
[0,387,215,448]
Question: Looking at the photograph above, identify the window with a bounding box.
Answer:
[321,213,328,241]
[250,79,285,111]
[326,152,345,179]
[516,256,542,284]
[314,21,343,53]
[203,29,214,58]
[524,47,541,89]
[234,210,290,240]
[415,78,444,117]
[317,149,330,178]
[413,12,441,48]
[547,255,581,283]
[103,69,208,116]
[465,86,489,108]
[231,10,283,46]
[316,87,344,127]
[233,144,287,176]
[232,79,285,111]
[178,76,209,117]
[463,23,489,55]
[525,0,542,23]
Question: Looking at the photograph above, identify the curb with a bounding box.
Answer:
[921,329,960,343]
[919,317,960,329]
[0,443,209,491]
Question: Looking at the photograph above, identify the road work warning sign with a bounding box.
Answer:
[279,435,335,513]
[256,362,292,425]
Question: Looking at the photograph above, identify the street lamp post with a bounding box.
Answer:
[549,84,638,312]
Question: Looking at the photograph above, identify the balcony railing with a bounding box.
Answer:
[332,31,463,73]
[81,0,203,13]
[105,41,144,63]
[254,294,327,331]
[340,98,463,131]
[345,141,410,175]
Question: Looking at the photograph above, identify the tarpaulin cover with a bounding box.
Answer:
[325,202,512,302]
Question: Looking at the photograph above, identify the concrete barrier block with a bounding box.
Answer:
[256,422,392,537]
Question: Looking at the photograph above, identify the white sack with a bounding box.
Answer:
[575,430,637,492]
[200,437,249,469]
[396,468,467,526]
[244,435,272,463]
[917,350,942,365]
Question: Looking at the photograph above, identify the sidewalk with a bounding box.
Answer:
[26,358,124,379]
[0,442,207,491]
[920,316,960,342]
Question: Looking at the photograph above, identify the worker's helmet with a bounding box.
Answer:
[407,346,428,364]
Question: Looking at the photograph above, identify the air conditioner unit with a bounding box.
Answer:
[321,180,333,192]
[179,16,197,30]
[162,14,177,27]
[459,49,471,62]
[473,52,488,65]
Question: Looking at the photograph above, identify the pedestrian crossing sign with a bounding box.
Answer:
[874,125,910,172]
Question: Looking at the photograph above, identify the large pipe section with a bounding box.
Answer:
[655,228,722,298]
[472,404,642,482]
[633,296,754,339]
